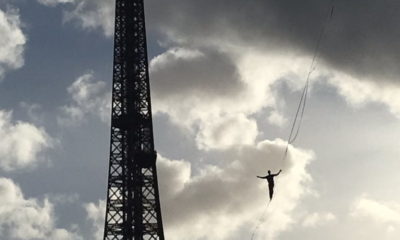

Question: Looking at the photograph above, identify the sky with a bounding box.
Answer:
[1,0,400,239]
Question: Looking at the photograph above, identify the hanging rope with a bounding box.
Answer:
[282,1,335,160]
[250,2,336,240]
[250,201,271,240]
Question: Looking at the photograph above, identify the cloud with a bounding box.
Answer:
[58,72,110,126]
[146,0,400,121]
[39,0,400,118]
[150,45,317,150]
[19,102,44,124]
[268,110,288,127]
[150,48,245,100]
[63,0,114,36]
[0,178,82,240]
[27,1,400,239]
[326,72,400,118]
[37,0,75,7]
[43,0,400,121]
[0,6,26,79]
[84,200,106,240]
[350,196,400,236]
[195,113,258,150]
[150,47,259,150]
[157,139,314,240]
[0,110,52,171]
[146,0,400,84]
[87,139,313,240]
[351,196,400,226]
[301,212,336,228]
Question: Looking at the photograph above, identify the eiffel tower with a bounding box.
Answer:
[103,0,165,239]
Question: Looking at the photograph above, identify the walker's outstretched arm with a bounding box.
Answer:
[273,170,282,177]
[257,176,267,179]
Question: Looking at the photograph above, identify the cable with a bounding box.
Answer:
[251,2,336,239]
[282,1,335,159]
[250,201,271,240]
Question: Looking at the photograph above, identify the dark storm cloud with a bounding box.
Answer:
[150,48,245,99]
[147,0,400,83]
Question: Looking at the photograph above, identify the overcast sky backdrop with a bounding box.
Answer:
[1,0,400,239]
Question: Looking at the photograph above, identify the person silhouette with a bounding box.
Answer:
[257,170,282,200]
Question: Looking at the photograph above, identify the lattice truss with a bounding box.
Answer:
[103,0,165,239]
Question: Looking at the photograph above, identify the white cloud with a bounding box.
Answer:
[27,1,400,239]
[195,113,258,150]
[350,194,400,239]
[157,139,314,240]
[0,6,26,79]
[35,0,324,150]
[150,47,317,150]
[84,200,106,240]
[58,72,110,126]
[37,0,114,36]
[63,0,114,36]
[0,178,82,240]
[37,0,400,122]
[352,196,400,225]
[88,139,313,240]
[350,196,400,236]
[45,193,80,205]
[327,71,400,118]
[0,110,52,171]
[42,0,400,149]
[19,102,44,124]
[268,110,288,127]
[301,212,336,228]
[37,0,75,6]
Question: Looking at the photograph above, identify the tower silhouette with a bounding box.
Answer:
[103,0,165,239]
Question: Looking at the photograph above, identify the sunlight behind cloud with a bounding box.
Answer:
[157,139,314,240]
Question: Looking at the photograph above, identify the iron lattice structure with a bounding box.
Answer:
[104,0,165,239]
